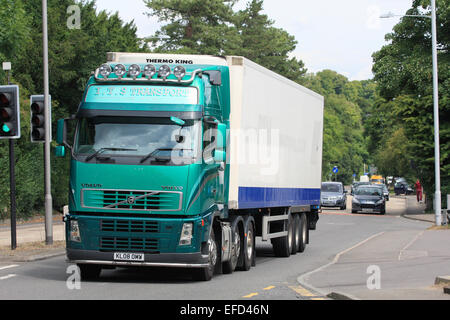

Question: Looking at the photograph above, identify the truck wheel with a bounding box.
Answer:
[298,213,307,253]
[272,214,293,257]
[238,219,255,271]
[222,222,241,274]
[193,230,218,281]
[77,264,101,281]
[291,214,300,255]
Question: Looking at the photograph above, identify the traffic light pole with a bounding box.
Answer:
[43,0,53,245]
[5,69,17,250]
[9,139,16,250]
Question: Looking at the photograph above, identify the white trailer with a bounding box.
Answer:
[224,56,324,259]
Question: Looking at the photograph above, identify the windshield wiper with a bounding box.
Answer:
[85,147,137,162]
[140,148,193,164]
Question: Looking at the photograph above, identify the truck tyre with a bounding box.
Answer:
[222,221,242,274]
[238,218,255,271]
[272,213,293,258]
[77,264,101,281]
[193,229,218,281]
[298,213,307,253]
[291,214,300,255]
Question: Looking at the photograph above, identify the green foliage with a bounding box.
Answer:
[302,70,370,184]
[371,0,449,205]
[0,0,143,219]
[144,0,239,54]
[144,0,307,80]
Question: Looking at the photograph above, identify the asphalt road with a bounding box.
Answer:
[0,195,432,300]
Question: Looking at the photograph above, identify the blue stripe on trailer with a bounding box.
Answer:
[238,187,321,209]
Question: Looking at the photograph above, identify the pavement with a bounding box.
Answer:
[299,195,450,300]
[0,215,66,262]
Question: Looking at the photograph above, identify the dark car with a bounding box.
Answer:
[321,182,347,210]
[394,182,414,195]
[351,181,371,195]
[352,185,386,214]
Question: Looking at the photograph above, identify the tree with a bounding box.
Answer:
[371,0,449,206]
[302,70,369,184]
[233,0,306,81]
[0,0,145,219]
[143,0,240,54]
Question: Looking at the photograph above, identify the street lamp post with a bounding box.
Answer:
[381,0,442,225]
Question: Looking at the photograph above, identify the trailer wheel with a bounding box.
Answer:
[272,213,293,257]
[77,264,101,281]
[238,219,255,271]
[222,222,241,274]
[291,214,300,255]
[193,229,218,281]
[298,213,307,253]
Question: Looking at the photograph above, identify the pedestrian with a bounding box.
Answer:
[414,179,422,203]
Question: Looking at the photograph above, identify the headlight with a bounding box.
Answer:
[158,65,171,79]
[173,65,186,80]
[99,64,112,78]
[376,199,384,204]
[128,64,141,79]
[69,220,81,242]
[113,64,127,78]
[352,198,360,204]
[179,222,193,246]
[143,64,156,78]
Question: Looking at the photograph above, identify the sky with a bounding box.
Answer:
[94,0,415,81]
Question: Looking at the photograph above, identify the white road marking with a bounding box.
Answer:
[0,274,17,280]
[0,265,19,271]
[398,230,425,261]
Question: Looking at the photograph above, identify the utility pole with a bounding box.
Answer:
[42,0,53,244]
[430,0,442,226]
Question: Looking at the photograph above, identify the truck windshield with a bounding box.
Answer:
[74,116,200,164]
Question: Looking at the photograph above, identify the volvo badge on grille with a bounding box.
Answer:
[127,196,136,204]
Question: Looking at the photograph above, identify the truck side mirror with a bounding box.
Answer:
[56,118,73,156]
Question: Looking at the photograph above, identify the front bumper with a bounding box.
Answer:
[66,248,209,268]
[352,202,384,212]
[321,199,345,207]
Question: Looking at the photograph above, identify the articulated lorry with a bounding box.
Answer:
[56,53,324,281]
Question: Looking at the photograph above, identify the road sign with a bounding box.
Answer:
[332,166,339,174]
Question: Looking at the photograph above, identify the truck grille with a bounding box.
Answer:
[100,237,158,253]
[100,219,159,233]
[82,189,182,212]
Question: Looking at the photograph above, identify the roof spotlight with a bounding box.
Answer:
[143,64,156,78]
[158,65,171,79]
[173,65,186,81]
[128,64,141,79]
[113,64,127,78]
[99,64,112,78]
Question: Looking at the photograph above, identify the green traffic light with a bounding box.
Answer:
[2,123,11,133]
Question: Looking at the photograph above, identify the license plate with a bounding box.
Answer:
[362,208,373,213]
[113,252,144,262]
